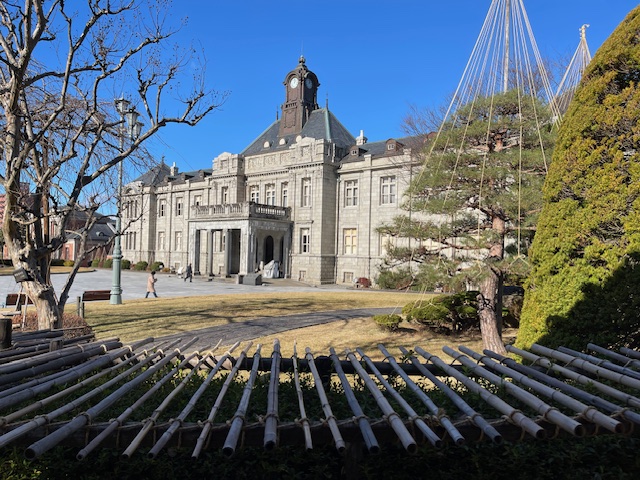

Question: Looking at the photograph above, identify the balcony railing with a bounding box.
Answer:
[191,202,290,220]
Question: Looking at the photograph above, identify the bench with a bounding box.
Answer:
[5,293,33,308]
[77,290,111,318]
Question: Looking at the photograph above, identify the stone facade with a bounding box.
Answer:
[121,58,425,285]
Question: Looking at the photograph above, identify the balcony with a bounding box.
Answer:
[191,202,291,220]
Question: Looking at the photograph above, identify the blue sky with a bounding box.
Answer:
[146,1,638,173]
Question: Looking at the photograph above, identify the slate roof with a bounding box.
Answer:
[241,108,356,156]
[132,162,172,186]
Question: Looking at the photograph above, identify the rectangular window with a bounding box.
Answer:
[158,199,166,217]
[265,184,276,205]
[343,271,354,283]
[249,185,260,203]
[300,228,310,253]
[381,176,397,205]
[176,199,183,216]
[281,182,288,207]
[345,180,358,207]
[174,231,182,251]
[379,234,394,256]
[221,187,228,204]
[157,231,165,250]
[343,228,357,255]
[193,195,202,206]
[301,178,311,207]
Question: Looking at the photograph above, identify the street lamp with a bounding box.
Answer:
[110,97,142,305]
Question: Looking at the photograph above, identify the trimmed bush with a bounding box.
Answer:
[63,260,74,267]
[134,261,148,271]
[517,7,640,351]
[373,314,402,331]
[150,261,164,272]
[91,258,101,268]
[102,259,112,268]
[121,259,131,270]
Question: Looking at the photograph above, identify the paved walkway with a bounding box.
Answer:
[1,269,391,350]
[154,308,395,352]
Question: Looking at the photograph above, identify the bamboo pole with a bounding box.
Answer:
[292,343,313,451]
[443,346,583,437]
[25,341,196,459]
[484,348,640,429]
[531,344,640,391]
[264,339,281,450]
[345,347,417,453]
[223,344,263,457]
[119,340,206,459]
[0,346,161,451]
[620,346,640,360]
[329,347,379,454]
[415,346,545,439]
[1,347,146,425]
[506,345,640,410]
[559,346,640,381]
[356,347,442,447]
[305,347,346,453]
[378,344,465,446]
[0,339,121,384]
[399,346,502,444]
[77,350,202,460]
[460,346,621,434]
[192,342,254,458]
[148,341,238,458]
[588,343,640,371]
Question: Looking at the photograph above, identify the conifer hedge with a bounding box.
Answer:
[516,7,640,351]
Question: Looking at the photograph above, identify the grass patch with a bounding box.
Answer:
[84,291,428,346]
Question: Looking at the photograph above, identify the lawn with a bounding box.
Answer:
[82,291,498,359]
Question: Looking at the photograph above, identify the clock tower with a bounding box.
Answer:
[279,56,319,137]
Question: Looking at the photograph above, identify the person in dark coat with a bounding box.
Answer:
[184,264,193,283]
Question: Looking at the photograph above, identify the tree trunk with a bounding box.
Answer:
[477,269,507,355]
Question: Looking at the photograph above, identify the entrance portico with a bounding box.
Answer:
[188,203,292,277]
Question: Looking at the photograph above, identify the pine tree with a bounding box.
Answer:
[516,7,640,351]
[379,90,555,354]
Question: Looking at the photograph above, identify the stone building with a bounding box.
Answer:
[121,57,424,285]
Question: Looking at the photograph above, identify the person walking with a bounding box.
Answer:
[145,271,158,298]
[184,263,193,283]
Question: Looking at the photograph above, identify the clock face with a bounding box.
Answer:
[305,78,313,89]
[289,77,299,88]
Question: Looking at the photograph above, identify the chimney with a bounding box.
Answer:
[356,129,367,145]
[170,162,179,176]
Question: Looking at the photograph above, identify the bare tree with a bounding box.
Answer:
[0,0,226,329]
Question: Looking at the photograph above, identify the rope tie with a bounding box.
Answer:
[263,412,279,423]
[351,414,369,424]
[321,415,337,426]
[228,413,245,425]
[295,416,310,426]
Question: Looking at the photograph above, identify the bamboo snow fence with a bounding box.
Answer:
[0,329,639,461]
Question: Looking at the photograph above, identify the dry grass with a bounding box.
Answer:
[84,291,428,345]
[84,290,518,359]
[244,318,517,361]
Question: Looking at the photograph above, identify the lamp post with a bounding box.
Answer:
[110,97,142,305]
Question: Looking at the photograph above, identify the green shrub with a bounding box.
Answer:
[122,259,131,270]
[376,267,414,290]
[150,261,164,272]
[517,7,640,351]
[102,259,113,268]
[91,258,100,268]
[63,260,74,267]
[134,261,148,271]
[50,258,65,266]
[403,291,483,332]
[373,314,402,331]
